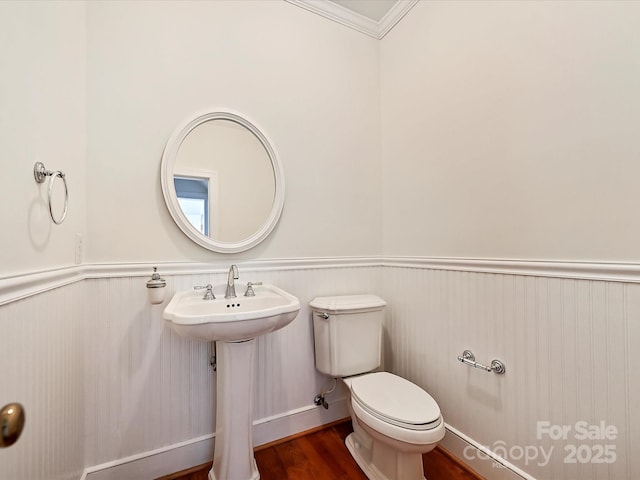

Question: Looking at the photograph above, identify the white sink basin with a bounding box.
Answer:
[163,282,300,342]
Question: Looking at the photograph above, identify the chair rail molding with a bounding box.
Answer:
[0,257,381,306]
[4,256,640,306]
[383,256,640,283]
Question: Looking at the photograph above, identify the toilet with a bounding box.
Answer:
[310,294,445,480]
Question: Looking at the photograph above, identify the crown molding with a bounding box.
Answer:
[285,0,419,39]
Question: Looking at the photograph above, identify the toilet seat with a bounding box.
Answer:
[350,372,441,430]
[347,372,445,445]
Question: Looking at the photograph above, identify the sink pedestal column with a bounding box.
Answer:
[209,338,259,480]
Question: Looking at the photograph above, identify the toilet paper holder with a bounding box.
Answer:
[457,350,506,375]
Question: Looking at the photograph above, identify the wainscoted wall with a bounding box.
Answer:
[2,259,639,480]
[383,261,639,480]
[0,282,85,480]
[0,261,381,479]
[83,263,382,470]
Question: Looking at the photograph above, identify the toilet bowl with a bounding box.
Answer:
[310,295,445,480]
[343,372,445,480]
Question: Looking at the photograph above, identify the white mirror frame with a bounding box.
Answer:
[161,110,285,253]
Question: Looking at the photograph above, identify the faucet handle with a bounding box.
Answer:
[244,282,263,297]
[194,284,216,300]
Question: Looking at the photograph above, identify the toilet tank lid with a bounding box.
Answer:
[309,294,386,313]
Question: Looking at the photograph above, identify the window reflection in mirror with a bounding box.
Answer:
[175,176,209,235]
[173,170,220,238]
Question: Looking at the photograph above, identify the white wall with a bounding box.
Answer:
[381,0,640,262]
[4,2,640,479]
[86,0,382,264]
[0,4,87,473]
[0,1,87,276]
[379,3,640,479]
[1,2,382,478]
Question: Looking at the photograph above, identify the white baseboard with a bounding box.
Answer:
[82,398,349,480]
[81,434,215,480]
[440,424,535,480]
[81,399,537,480]
[253,396,349,446]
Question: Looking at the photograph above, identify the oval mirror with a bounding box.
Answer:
[161,110,284,253]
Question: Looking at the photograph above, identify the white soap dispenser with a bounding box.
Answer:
[146,267,166,304]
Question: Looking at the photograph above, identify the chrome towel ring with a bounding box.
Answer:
[33,161,69,225]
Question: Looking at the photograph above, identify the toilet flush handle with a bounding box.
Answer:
[316,312,329,320]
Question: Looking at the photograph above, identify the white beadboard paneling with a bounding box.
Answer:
[2,259,639,480]
[82,265,381,474]
[0,283,85,480]
[84,276,216,466]
[625,284,640,479]
[383,266,636,480]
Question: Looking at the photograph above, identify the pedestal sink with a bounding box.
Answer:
[163,282,300,480]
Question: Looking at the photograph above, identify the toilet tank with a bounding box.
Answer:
[309,294,386,377]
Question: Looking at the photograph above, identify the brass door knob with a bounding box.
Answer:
[0,403,25,448]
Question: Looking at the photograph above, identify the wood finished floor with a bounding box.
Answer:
[159,420,484,480]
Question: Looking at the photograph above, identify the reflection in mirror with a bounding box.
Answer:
[161,111,285,253]
[175,176,210,235]
[175,119,275,242]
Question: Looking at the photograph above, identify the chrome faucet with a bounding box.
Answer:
[225,264,239,298]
